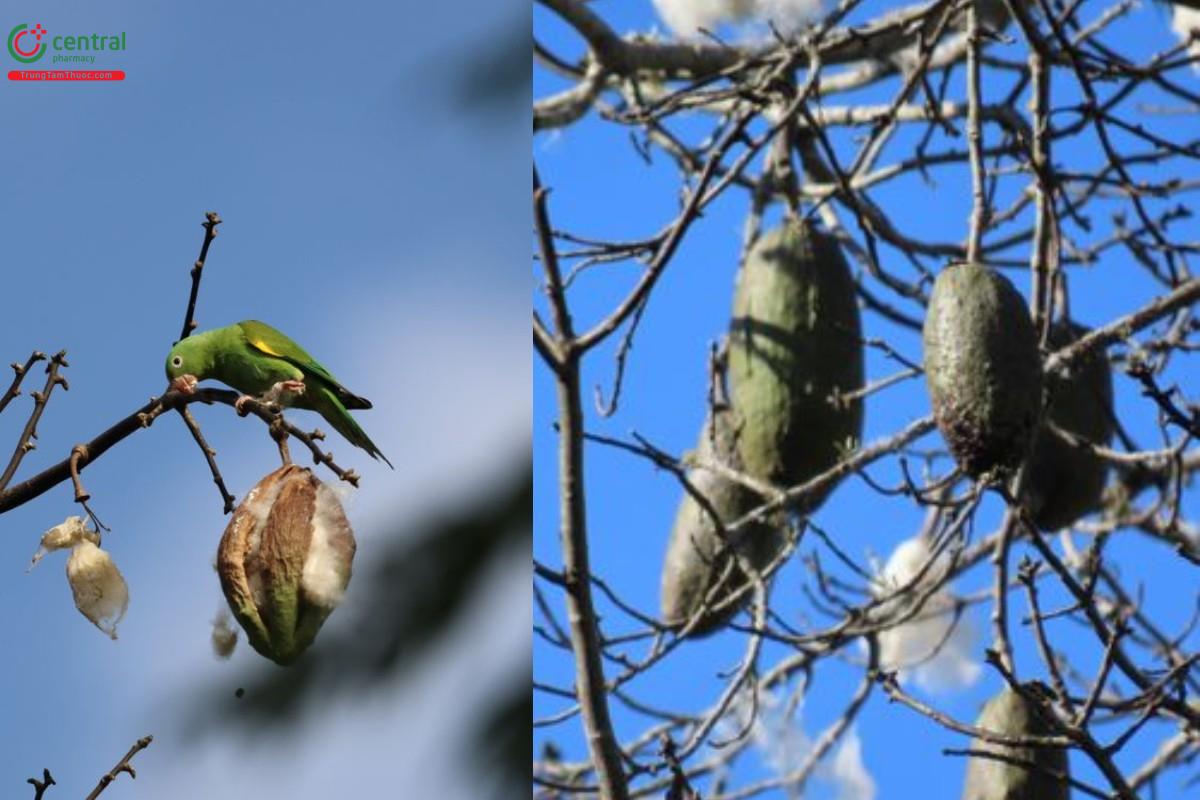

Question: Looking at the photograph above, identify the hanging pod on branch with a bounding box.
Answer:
[217,465,356,665]
[726,218,866,494]
[659,407,784,636]
[923,262,1042,479]
[961,684,1070,800]
[660,218,865,636]
[1021,321,1114,530]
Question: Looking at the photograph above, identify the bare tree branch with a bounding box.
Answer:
[84,734,152,800]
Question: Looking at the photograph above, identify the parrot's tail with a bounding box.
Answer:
[334,384,373,411]
[316,387,393,468]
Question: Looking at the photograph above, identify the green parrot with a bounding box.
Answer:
[165,320,392,468]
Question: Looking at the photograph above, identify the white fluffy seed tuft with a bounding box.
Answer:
[651,0,823,40]
[871,535,980,693]
[300,480,353,610]
[65,538,129,639]
[211,606,239,659]
[29,516,129,639]
[1173,6,1200,72]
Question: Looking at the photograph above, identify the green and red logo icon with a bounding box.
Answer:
[7,23,48,63]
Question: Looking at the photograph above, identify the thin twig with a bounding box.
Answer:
[0,351,69,492]
[0,352,46,416]
[231,396,360,486]
[178,212,222,342]
[83,734,152,800]
[26,768,54,800]
[989,509,1018,676]
[176,407,237,513]
[964,1,987,263]
[68,445,109,532]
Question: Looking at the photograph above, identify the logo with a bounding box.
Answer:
[7,23,47,63]
[7,22,127,81]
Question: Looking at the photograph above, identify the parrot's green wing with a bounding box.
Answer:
[236,320,371,410]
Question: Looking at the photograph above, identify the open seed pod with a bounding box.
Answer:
[924,262,1042,478]
[961,683,1069,800]
[660,408,782,636]
[1021,322,1114,530]
[217,465,356,665]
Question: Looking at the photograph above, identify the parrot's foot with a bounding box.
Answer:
[234,395,255,416]
[263,379,306,405]
[170,374,198,395]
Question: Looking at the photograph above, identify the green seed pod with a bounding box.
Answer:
[660,409,782,636]
[961,684,1069,800]
[923,262,1041,478]
[660,219,864,637]
[1022,322,1114,530]
[727,218,865,508]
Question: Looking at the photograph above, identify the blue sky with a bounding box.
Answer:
[534,2,1199,798]
[2,2,527,798]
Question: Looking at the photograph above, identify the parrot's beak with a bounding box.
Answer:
[171,374,199,395]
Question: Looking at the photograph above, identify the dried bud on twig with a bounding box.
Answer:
[29,516,129,639]
[217,465,356,665]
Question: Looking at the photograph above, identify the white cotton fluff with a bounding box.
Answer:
[830,729,876,800]
[326,478,358,513]
[210,606,239,659]
[717,689,876,798]
[28,515,92,568]
[652,0,824,40]
[300,480,355,610]
[241,481,283,558]
[756,0,826,33]
[745,689,812,778]
[30,516,129,639]
[66,538,129,639]
[652,0,754,37]
[1173,6,1200,71]
[872,536,981,693]
[230,468,354,613]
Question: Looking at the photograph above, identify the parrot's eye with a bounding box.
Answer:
[171,356,183,368]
